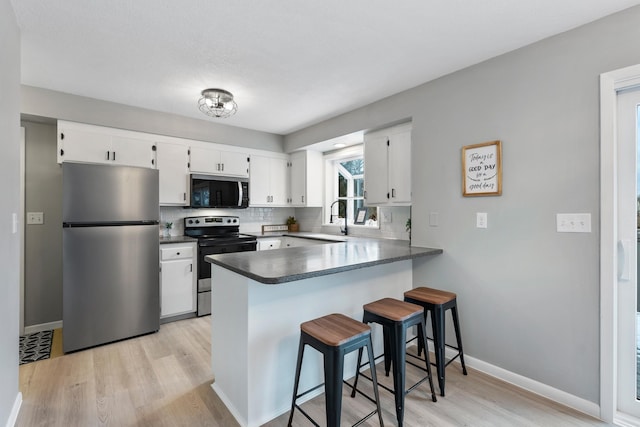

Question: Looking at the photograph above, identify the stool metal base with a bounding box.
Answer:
[405,290,468,397]
[287,317,384,427]
[352,302,437,427]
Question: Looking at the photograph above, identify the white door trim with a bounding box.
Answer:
[20,126,25,336]
[600,63,640,423]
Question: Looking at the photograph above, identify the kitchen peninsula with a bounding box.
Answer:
[206,236,442,427]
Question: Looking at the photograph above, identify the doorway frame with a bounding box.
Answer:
[600,63,640,424]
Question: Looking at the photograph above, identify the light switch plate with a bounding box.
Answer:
[382,211,392,223]
[429,212,439,227]
[556,213,591,233]
[27,212,44,225]
[476,212,487,228]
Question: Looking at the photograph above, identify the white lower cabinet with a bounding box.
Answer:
[257,238,282,251]
[257,236,326,250]
[159,242,196,319]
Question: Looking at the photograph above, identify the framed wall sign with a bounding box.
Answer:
[354,208,368,225]
[462,140,502,196]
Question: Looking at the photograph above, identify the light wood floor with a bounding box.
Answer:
[17,317,612,426]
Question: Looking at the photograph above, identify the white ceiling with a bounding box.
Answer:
[11,1,640,135]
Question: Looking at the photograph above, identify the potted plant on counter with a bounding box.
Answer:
[287,216,299,232]
[163,221,173,238]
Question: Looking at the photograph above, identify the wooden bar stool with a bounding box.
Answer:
[404,287,468,397]
[287,313,384,427]
[351,298,437,427]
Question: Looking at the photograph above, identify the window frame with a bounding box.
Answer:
[323,145,378,228]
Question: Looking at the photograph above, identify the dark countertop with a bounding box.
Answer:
[159,235,198,245]
[206,238,442,284]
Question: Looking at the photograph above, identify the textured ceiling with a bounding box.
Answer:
[11,1,640,135]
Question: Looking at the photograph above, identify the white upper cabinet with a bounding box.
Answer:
[363,123,412,206]
[57,121,155,169]
[249,154,289,207]
[289,151,323,207]
[189,146,249,177]
[156,142,189,206]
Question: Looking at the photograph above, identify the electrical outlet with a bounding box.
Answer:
[476,212,487,229]
[382,211,392,223]
[27,212,44,225]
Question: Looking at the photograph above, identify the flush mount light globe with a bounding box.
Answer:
[198,88,238,118]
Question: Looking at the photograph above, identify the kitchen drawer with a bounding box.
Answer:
[160,245,194,261]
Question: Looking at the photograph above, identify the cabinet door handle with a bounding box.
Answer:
[190,264,193,273]
[392,188,396,198]
[221,163,224,171]
[183,192,187,201]
[176,252,180,255]
[112,151,116,161]
[301,195,304,203]
[106,151,110,160]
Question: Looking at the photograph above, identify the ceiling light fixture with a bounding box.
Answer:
[198,88,238,118]
[333,143,347,148]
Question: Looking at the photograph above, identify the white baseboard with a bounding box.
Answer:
[24,320,62,335]
[211,383,249,427]
[5,392,22,427]
[614,411,640,427]
[431,342,600,419]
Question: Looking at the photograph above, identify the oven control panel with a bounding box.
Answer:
[184,216,239,227]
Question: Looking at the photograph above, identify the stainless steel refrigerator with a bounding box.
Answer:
[62,162,160,353]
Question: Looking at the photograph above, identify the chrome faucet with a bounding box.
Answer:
[329,200,348,235]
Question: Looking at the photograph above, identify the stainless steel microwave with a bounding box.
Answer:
[190,174,249,209]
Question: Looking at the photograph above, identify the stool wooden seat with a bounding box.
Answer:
[287,313,384,427]
[404,287,467,397]
[352,298,437,427]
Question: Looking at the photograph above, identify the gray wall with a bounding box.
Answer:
[23,121,62,326]
[21,85,285,153]
[284,6,640,404]
[0,0,21,424]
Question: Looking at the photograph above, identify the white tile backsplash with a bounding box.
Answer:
[294,206,411,241]
[160,205,411,241]
[160,206,295,236]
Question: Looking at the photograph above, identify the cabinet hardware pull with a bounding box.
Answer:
[190,264,193,272]
[392,188,396,198]
[183,192,186,201]
[221,163,224,171]
[60,149,64,156]
[106,151,110,160]
[176,252,180,255]
[60,132,65,140]
[113,151,116,161]
[301,195,304,203]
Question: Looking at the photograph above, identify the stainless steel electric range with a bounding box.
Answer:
[184,215,257,316]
